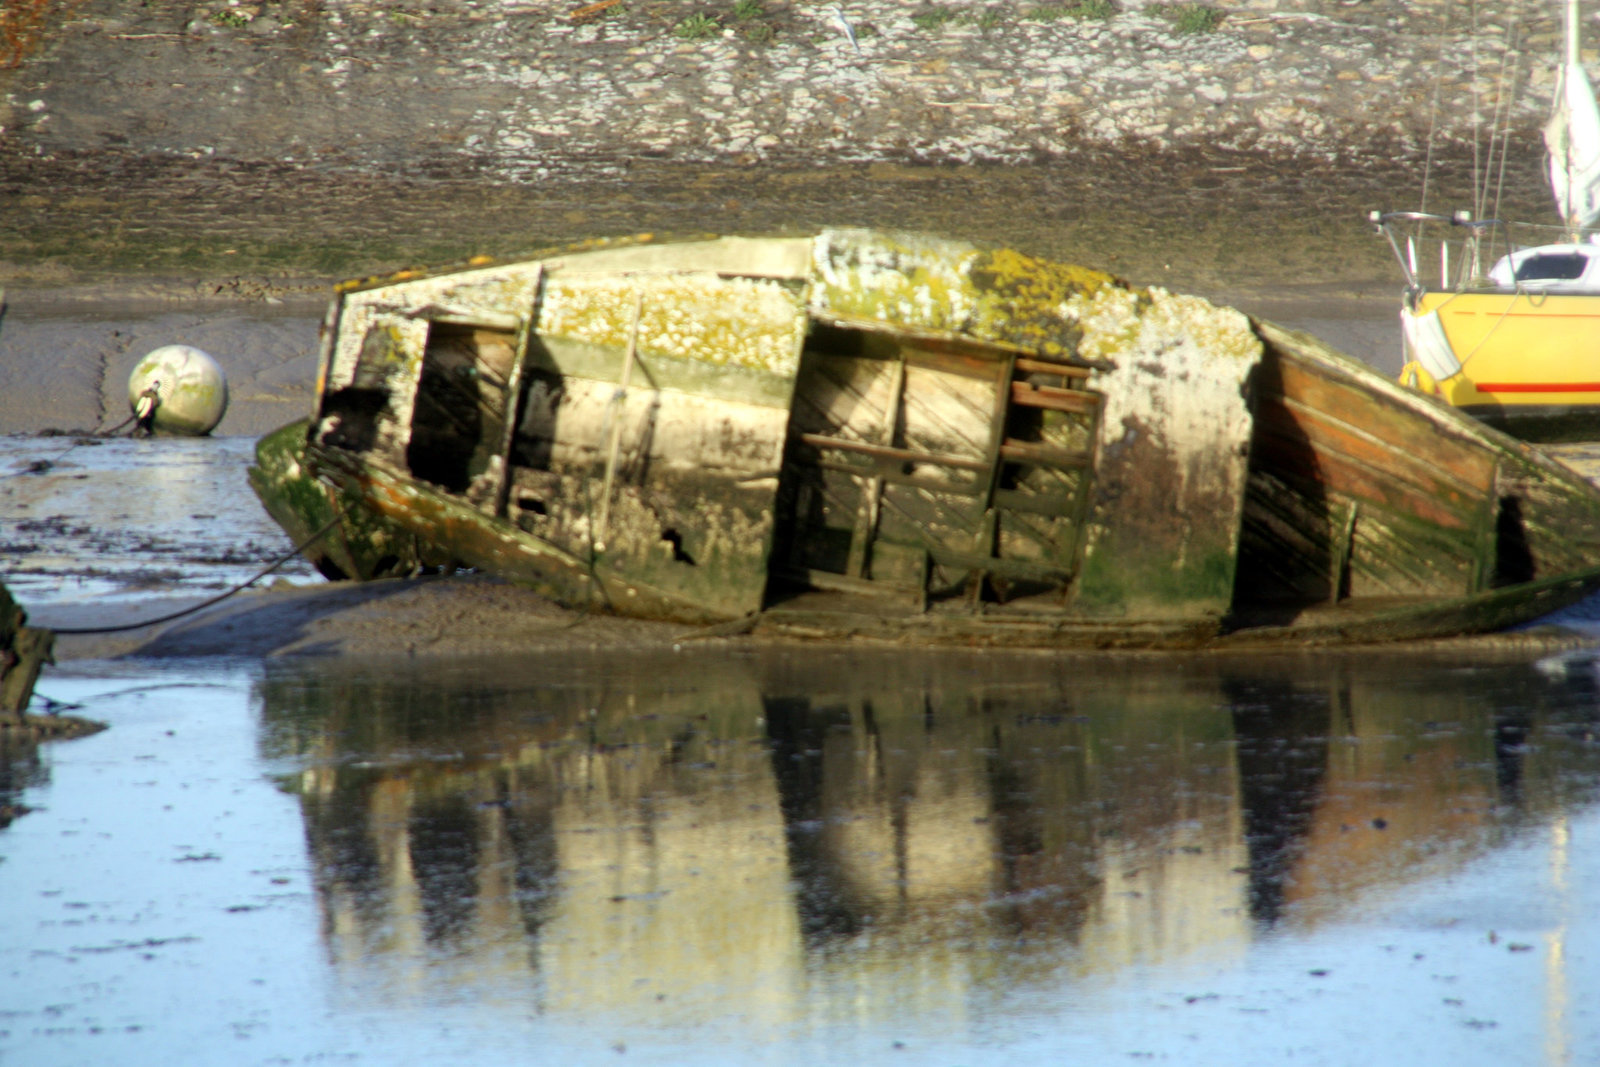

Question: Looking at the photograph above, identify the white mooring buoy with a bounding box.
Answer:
[127,345,229,436]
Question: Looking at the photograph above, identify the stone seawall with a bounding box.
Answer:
[0,0,1573,177]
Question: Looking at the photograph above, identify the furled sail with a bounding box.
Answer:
[1546,0,1600,230]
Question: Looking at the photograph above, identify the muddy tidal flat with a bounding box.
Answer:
[7,0,1600,1054]
[0,132,1592,1063]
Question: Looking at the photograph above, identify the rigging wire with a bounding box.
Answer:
[1479,11,1508,218]
[1471,0,1483,221]
[1418,0,1453,251]
[3,391,163,482]
[1488,14,1525,264]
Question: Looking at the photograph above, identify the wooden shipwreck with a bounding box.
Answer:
[249,230,1600,648]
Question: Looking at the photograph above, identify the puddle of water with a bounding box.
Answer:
[2,650,1598,1064]
[0,434,315,608]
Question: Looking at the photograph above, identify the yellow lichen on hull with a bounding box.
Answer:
[964,246,1117,356]
[538,273,806,378]
[809,230,984,331]
[810,231,1126,359]
[1069,285,1260,378]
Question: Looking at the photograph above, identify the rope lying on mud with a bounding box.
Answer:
[51,514,341,636]
[4,410,166,483]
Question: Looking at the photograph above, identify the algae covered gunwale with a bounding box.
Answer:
[249,230,1600,649]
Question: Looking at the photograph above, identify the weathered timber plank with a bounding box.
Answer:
[900,361,996,460]
[877,482,987,552]
[1253,419,1479,531]
[802,433,991,471]
[1347,514,1475,595]
[1238,464,1478,599]
[1271,356,1497,492]
[1015,358,1093,379]
[819,459,984,496]
[992,487,1073,515]
[901,345,1003,381]
[996,507,1069,564]
[1256,396,1488,508]
[925,545,1073,582]
[1011,381,1100,415]
[999,440,1093,469]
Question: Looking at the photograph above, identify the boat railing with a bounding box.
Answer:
[1373,210,1600,300]
[1370,210,1501,300]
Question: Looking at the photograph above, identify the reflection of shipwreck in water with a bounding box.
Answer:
[256,652,1600,1019]
[251,230,1600,649]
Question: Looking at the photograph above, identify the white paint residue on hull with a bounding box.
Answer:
[1072,285,1260,502]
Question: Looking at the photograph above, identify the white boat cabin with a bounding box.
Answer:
[1486,241,1600,293]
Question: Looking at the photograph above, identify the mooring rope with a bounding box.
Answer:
[4,397,165,483]
[50,513,342,636]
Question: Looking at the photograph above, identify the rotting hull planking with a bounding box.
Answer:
[249,230,1600,648]
[1240,323,1600,600]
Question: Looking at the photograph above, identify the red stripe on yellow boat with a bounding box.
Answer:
[1473,382,1600,393]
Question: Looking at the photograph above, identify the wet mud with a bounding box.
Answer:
[0,143,1545,295]
[0,436,317,614]
[2,134,1537,436]
[9,435,1598,666]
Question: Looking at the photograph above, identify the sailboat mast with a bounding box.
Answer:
[1568,0,1581,70]
[1565,0,1579,231]
[1546,0,1600,233]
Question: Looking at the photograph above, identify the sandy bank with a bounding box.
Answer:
[36,575,702,661]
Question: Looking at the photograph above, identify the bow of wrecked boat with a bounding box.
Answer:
[248,229,1600,649]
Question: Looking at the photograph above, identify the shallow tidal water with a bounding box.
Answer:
[3,649,1599,1064]
[4,438,1600,1065]
[0,434,316,613]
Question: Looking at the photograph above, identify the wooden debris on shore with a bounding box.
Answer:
[0,584,105,741]
[1,581,52,719]
[0,712,105,742]
[568,0,623,21]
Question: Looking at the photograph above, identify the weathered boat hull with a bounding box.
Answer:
[251,230,1600,648]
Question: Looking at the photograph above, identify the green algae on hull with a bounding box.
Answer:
[248,229,1600,648]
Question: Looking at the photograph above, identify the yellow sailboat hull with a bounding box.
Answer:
[1401,290,1600,440]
